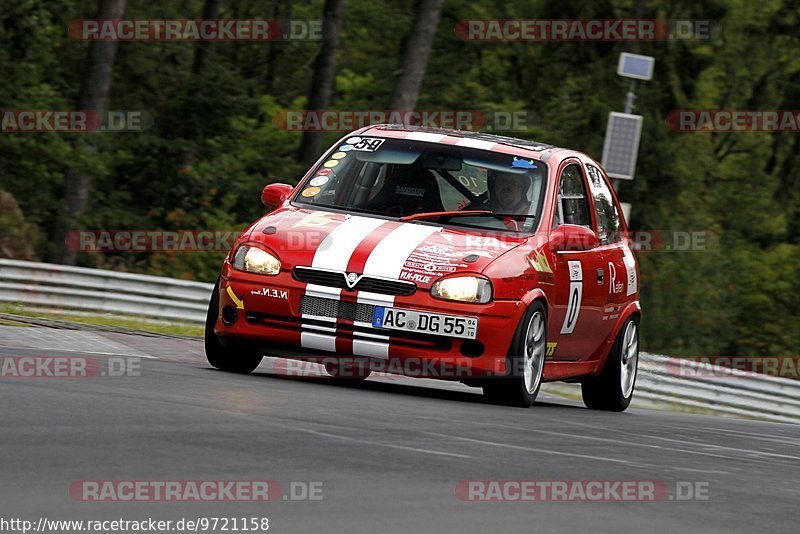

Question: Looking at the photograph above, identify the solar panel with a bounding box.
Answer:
[617,52,655,81]
[601,112,643,180]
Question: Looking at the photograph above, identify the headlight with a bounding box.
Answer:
[430,276,492,304]
[232,245,281,275]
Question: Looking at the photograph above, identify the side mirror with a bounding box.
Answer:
[261,183,293,211]
[549,224,599,252]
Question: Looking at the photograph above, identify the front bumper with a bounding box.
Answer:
[215,263,527,379]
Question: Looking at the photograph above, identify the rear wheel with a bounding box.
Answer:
[205,282,263,374]
[582,317,639,412]
[483,301,547,407]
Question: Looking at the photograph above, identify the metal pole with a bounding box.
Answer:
[624,80,637,114]
[614,80,639,191]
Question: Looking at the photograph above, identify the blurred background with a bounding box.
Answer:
[0,0,797,358]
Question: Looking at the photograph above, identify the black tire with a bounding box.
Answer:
[582,317,639,412]
[205,282,263,374]
[482,301,547,408]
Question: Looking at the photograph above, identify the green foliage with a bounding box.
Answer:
[0,0,797,356]
[0,190,38,259]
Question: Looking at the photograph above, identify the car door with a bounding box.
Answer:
[548,160,608,361]
[584,161,638,324]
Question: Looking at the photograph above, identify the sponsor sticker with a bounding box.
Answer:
[622,248,637,295]
[309,176,329,187]
[568,261,583,281]
[350,137,385,152]
[396,186,426,197]
[250,287,289,299]
[511,157,537,169]
[338,144,354,151]
[331,152,347,160]
[528,250,552,273]
[301,186,321,197]
[323,160,339,168]
[292,211,338,227]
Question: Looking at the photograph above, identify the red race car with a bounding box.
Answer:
[206,125,641,410]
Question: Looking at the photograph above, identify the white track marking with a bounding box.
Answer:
[294,427,472,459]
[422,432,644,466]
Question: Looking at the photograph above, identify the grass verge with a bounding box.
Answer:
[0,304,204,338]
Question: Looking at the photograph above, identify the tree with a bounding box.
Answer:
[389,0,444,111]
[191,0,222,75]
[298,0,346,165]
[52,0,127,265]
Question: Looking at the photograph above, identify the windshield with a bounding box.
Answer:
[293,136,548,233]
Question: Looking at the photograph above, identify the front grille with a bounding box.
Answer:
[293,266,416,296]
[300,295,375,323]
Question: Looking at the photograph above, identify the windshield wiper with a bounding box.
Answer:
[469,212,537,219]
[401,210,536,222]
[400,210,492,221]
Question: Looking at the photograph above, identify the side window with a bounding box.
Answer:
[554,163,592,228]
[586,164,622,244]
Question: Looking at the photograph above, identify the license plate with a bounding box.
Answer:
[372,307,478,339]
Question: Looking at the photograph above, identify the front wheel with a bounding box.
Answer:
[205,282,263,374]
[582,317,639,412]
[483,301,547,407]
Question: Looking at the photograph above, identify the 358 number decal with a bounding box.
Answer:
[348,137,385,152]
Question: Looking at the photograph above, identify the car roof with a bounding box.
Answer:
[357,124,583,164]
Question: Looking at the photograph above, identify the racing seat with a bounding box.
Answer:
[366,165,444,217]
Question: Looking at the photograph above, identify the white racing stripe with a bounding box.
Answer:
[455,138,496,151]
[362,223,441,280]
[406,132,445,143]
[311,215,387,271]
[301,215,387,350]
[353,339,390,359]
[357,223,442,357]
[300,332,337,352]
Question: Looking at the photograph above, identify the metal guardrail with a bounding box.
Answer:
[1,258,798,423]
[635,354,800,424]
[0,259,212,323]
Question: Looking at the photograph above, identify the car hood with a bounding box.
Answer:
[244,207,527,289]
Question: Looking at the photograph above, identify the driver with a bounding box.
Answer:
[485,169,532,214]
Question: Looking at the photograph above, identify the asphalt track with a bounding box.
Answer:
[1,325,798,533]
